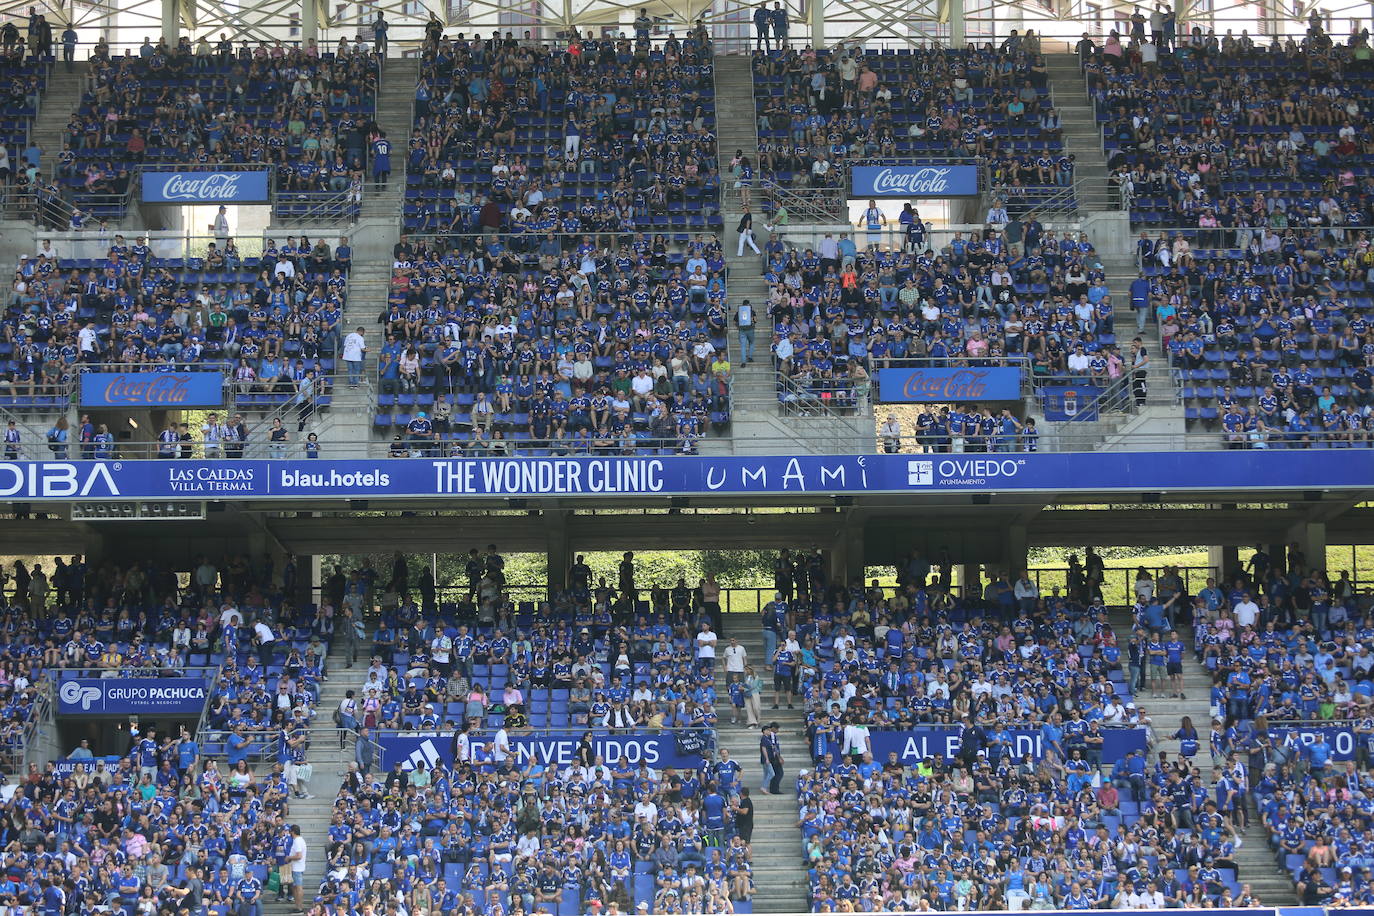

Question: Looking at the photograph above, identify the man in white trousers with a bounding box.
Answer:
[736,207,760,256]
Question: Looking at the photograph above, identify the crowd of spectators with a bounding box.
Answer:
[404,25,721,235]
[317,737,754,915]
[0,23,49,216]
[1114,545,1374,905]
[750,39,1069,204]
[332,548,732,735]
[772,549,1316,912]
[52,35,379,221]
[373,232,732,455]
[1092,19,1374,233]
[1,235,347,444]
[763,219,1125,404]
[0,548,333,913]
[879,407,1040,453]
[309,548,755,915]
[1072,17,1374,448]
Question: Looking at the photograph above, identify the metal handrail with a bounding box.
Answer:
[4,427,1364,460]
[12,680,53,774]
[991,178,1124,218]
[54,665,220,678]
[272,189,361,226]
[728,180,848,224]
[1123,226,1374,249]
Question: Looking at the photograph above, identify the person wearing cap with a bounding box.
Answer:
[406,411,432,453]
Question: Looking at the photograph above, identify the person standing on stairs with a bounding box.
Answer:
[372,12,389,58]
[761,722,784,794]
[733,787,755,843]
[736,299,755,365]
[60,23,76,71]
[736,207,760,257]
[370,131,391,191]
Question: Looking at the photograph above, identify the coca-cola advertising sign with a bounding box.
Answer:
[141,170,271,204]
[876,367,1022,403]
[851,165,979,198]
[80,372,226,408]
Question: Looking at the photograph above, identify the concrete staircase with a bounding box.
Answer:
[1106,609,1296,905]
[704,54,875,457]
[712,54,777,421]
[1030,63,1187,449]
[26,62,85,185]
[322,58,419,458]
[261,638,356,915]
[711,624,810,914]
[1043,54,1109,209]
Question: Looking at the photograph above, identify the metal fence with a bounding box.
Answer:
[309,567,1227,615]
[53,664,220,681]
[7,426,1373,461]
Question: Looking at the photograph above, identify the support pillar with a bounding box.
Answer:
[306,554,322,608]
[1285,521,1326,574]
[1207,545,1238,584]
[1003,525,1028,579]
[810,0,825,48]
[828,510,865,588]
[1265,543,1286,579]
[948,0,965,48]
[162,0,180,45]
[958,562,981,600]
[545,510,571,593]
[301,0,319,48]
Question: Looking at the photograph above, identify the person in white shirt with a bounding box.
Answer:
[841,721,871,762]
[695,623,718,668]
[722,638,747,683]
[630,369,655,409]
[287,825,308,909]
[773,334,795,371]
[1234,595,1260,628]
[342,326,367,387]
[633,796,658,823]
[880,416,902,453]
[252,620,276,666]
[1067,346,1091,374]
[492,726,512,763]
[430,630,453,676]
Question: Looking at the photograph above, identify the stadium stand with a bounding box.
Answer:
[0,235,345,442]
[762,220,1119,406]
[370,232,733,454]
[55,38,378,223]
[0,43,50,208]
[406,29,721,234]
[4,8,1374,914]
[751,42,1071,211]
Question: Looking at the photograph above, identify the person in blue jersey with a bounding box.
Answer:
[371,130,392,190]
[770,629,798,709]
[1164,628,1187,698]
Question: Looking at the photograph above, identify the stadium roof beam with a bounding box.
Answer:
[1293,490,1373,524]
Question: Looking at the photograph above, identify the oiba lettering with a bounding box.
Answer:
[873,167,952,195]
[159,173,243,200]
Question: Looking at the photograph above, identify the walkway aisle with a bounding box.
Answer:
[712,624,810,914]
